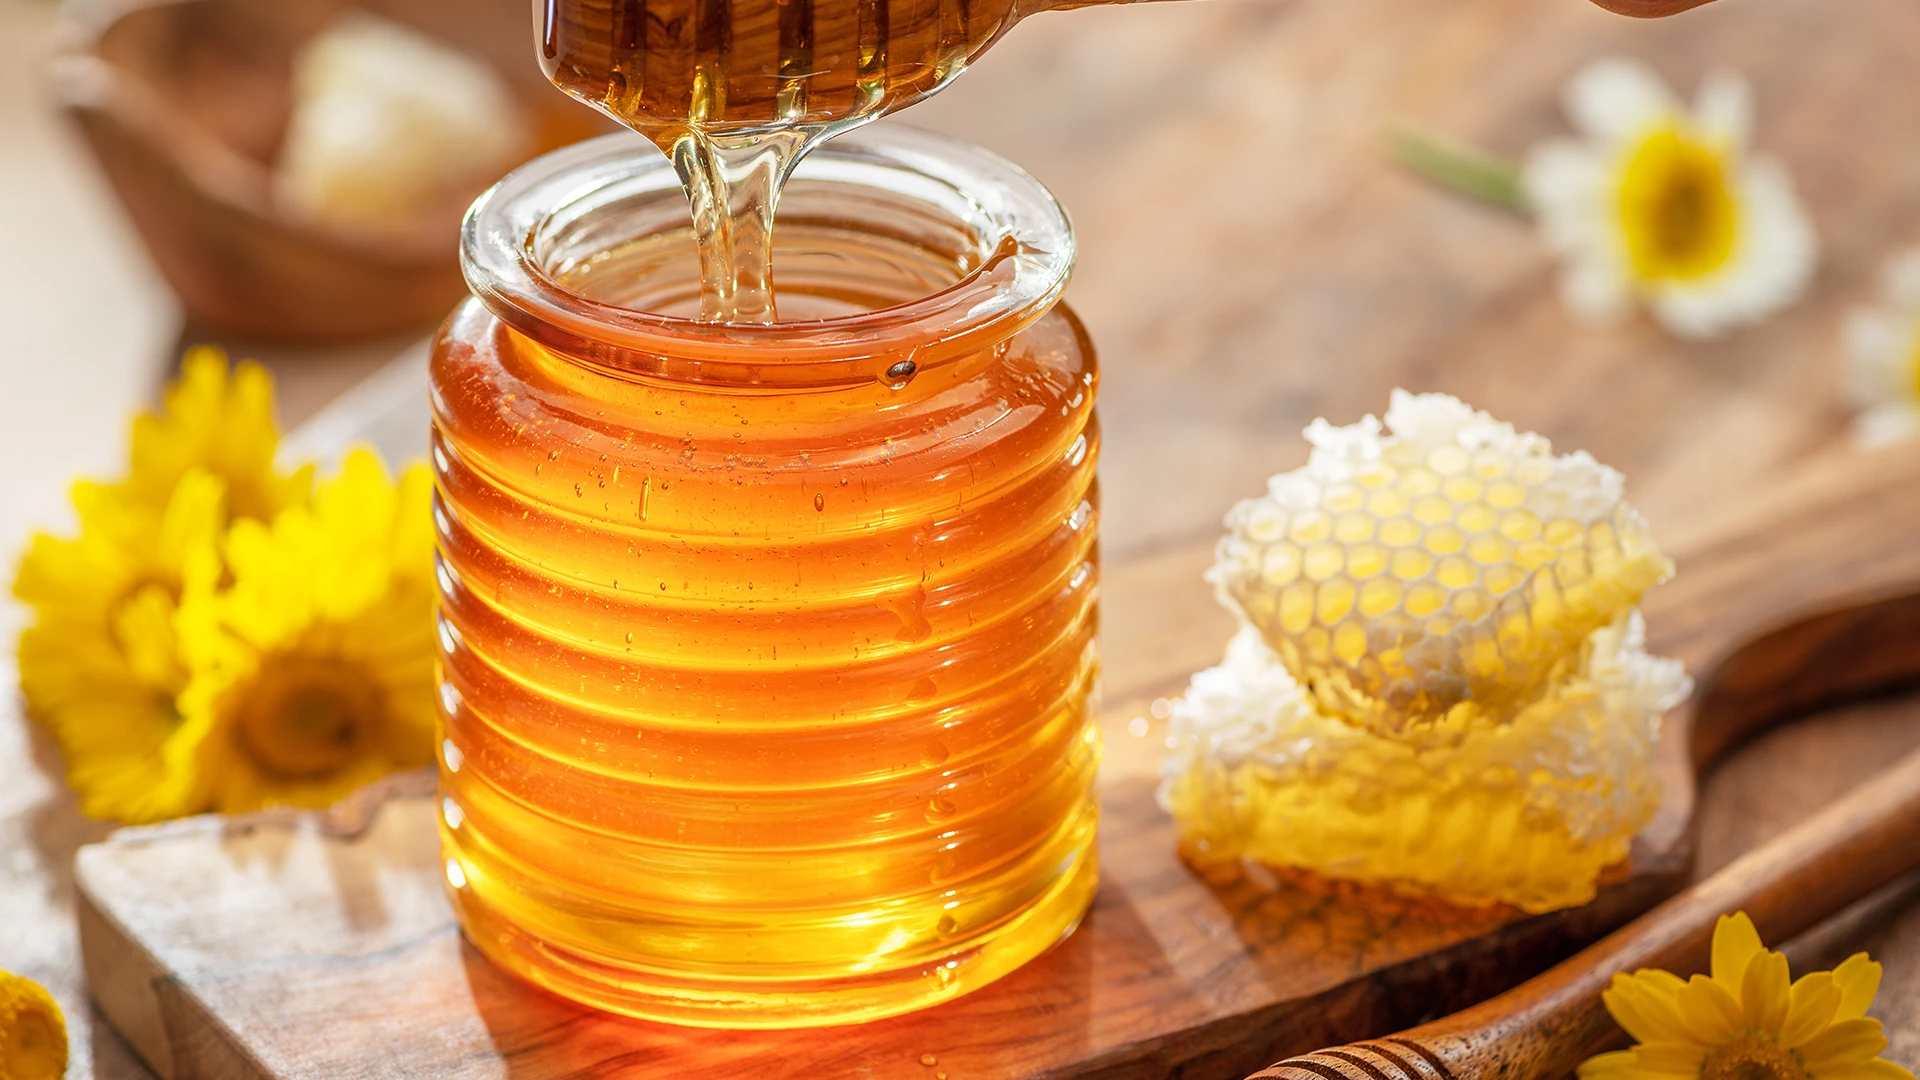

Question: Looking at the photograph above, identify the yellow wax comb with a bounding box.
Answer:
[1163,392,1690,912]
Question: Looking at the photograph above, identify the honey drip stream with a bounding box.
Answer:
[540,0,1023,322]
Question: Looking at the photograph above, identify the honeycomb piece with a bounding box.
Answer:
[1159,614,1690,913]
[276,14,532,237]
[1211,391,1672,739]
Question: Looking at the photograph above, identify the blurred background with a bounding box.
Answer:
[4,0,1920,1075]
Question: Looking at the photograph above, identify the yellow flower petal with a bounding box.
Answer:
[1831,954,1883,1023]
[1817,1059,1919,1080]
[1606,970,1700,1046]
[1580,1050,1642,1080]
[1742,948,1793,1038]
[125,348,310,523]
[1713,911,1766,994]
[1678,973,1746,1044]
[1780,972,1844,1050]
[1635,1042,1710,1075]
[1798,1018,1890,1074]
[112,583,186,690]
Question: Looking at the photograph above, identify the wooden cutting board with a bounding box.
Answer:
[71,357,1920,1080]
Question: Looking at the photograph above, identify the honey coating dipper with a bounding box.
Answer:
[1247,741,1920,1080]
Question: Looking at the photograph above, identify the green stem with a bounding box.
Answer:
[1389,123,1528,215]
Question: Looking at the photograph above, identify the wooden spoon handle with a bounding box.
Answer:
[1249,739,1920,1080]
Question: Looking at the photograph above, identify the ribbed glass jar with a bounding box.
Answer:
[431,126,1101,1028]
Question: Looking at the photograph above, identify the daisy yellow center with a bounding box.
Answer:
[1908,326,1920,400]
[234,656,387,780]
[1700,1035,1810,1080]
[1617,127,1740,282]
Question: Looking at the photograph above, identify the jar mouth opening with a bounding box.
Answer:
[460,125,1075,388]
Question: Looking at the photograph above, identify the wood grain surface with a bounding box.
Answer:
[8,0,1920,1078]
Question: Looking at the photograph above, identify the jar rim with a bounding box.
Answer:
[459,125,1075,389]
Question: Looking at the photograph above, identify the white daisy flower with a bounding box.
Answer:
[1522,58,1816,339]
[1844,250,1920,447]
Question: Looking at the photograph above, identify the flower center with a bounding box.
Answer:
[1617,126,1739,282]
[1700,1035,1810,1080]
[1907,325,1920,401]
[234,656,386,779]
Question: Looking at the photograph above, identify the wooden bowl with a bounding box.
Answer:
[51,0,611,344]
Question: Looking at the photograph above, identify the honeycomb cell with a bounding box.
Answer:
[1359,578,1403,617]
[1334,623,1368,663]
[1487,480,1527,509]
[1499,511,1543,542]
[1247,505,1288,542]
[1398,467,1440,496]
[1289,511,1332,545]
[1316,578,1355,620]
[1435,556,1478,589]
[1335,512,1377,543]
[1357,462,1396,488]
[1459,504,1498,533]
[1381,519,1423,547]
[1367,490,1410,517]
[1280,583,1314,634]
[1304,543,1345,582]
[1451,588,1491,621]
[1347,544,1388,578]
[1468,534,1513,565]
[1262,543,1302,586]
[1325,485,1366,513]
[1391,548,1435,580]
[1405,581,1447,617]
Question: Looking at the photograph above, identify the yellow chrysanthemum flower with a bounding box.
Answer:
[1580,913,1916,1080]
[1524,59,1816,339]
[163,449,436,813]
[125,346,312,521]
[12,469,225,821]
[14,349,311,822]
[0,970,68,1080]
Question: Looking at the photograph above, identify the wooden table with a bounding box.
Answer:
[4,0,1920,1076]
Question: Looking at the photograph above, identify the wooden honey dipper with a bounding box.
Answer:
[1248,741,1920,1080]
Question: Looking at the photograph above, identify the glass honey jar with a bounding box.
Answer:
[431,125,1101,1028]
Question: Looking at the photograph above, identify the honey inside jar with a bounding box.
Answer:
[434,129,1101,1027]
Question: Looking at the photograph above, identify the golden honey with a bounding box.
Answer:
[432,128,1100,1026]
